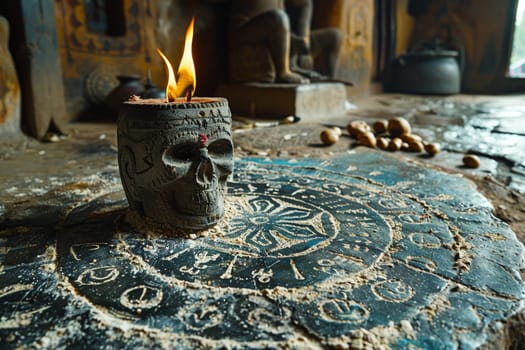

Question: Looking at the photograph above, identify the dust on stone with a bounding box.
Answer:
[482,233,507,241]
[324,320,416,350]
[445,229,474,273]
[421,293,452,322]
[123,196,240,239]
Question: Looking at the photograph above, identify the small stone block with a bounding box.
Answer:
[216,82,347,120]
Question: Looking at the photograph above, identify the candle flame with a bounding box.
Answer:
[178,17,196,101]
[157,17,196,102]
[156,48,177,102]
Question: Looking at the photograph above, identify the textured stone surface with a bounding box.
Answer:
[339,95,525,193]
[1,152,524,349]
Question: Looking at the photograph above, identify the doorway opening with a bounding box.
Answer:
[509,0,525,77]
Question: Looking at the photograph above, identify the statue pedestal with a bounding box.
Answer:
[217,82,347,120]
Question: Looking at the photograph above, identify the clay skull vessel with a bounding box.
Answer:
[117,98,233,230]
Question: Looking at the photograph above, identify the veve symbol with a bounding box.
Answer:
[319,298,369,324]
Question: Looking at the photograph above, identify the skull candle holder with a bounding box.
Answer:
[117,97,234,230]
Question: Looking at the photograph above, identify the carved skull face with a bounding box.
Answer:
[161,126,234,227]
[118,98,233,230]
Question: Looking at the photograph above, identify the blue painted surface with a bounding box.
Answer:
[0,152,524,349]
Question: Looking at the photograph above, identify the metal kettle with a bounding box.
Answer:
[389,39,462,95]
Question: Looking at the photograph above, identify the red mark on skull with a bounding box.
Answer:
[199,133,208,146]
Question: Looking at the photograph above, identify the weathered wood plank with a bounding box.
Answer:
[0,15,21,136]
[0,0,68,139]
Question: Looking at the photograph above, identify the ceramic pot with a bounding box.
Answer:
[105,75,145,116]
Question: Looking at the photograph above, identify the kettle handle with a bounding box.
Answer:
[408,36,465,74]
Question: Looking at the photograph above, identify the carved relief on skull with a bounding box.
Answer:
[117,98,233,230]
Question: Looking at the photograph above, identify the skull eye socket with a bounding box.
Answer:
[164,142,199,162]
[208,139,233,158]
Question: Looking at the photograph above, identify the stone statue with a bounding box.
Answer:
[228,0,306,84]
[228,0,341,84]
[285,0,342,79]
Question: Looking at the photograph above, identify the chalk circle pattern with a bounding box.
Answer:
[60,155,525,349]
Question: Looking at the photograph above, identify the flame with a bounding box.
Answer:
[157,17,196,102]
[178,17,196,101]
[156,49,177,102]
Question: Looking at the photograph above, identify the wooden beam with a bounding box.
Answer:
[0,0,68,139]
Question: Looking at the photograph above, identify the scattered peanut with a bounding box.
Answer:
[387,117,411,137]
[400,133,422,144]
[320,129,339,145]
[463,154,480,168]
[377,137,389,150]
[331,126,343,137]
[388,138,403,151]
[347,121,371,138]
[342,118,441,157]
[372,120,388,134]
[358,131,377,148]
[408,141,425,152]
[424,143,440,156]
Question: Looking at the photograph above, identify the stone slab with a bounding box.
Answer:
[216,82,347,120]
[0,151,524,349]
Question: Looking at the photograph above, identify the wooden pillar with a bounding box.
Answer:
[0,15,21,137]
[313,0,375,94]
[0,0,68,139]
